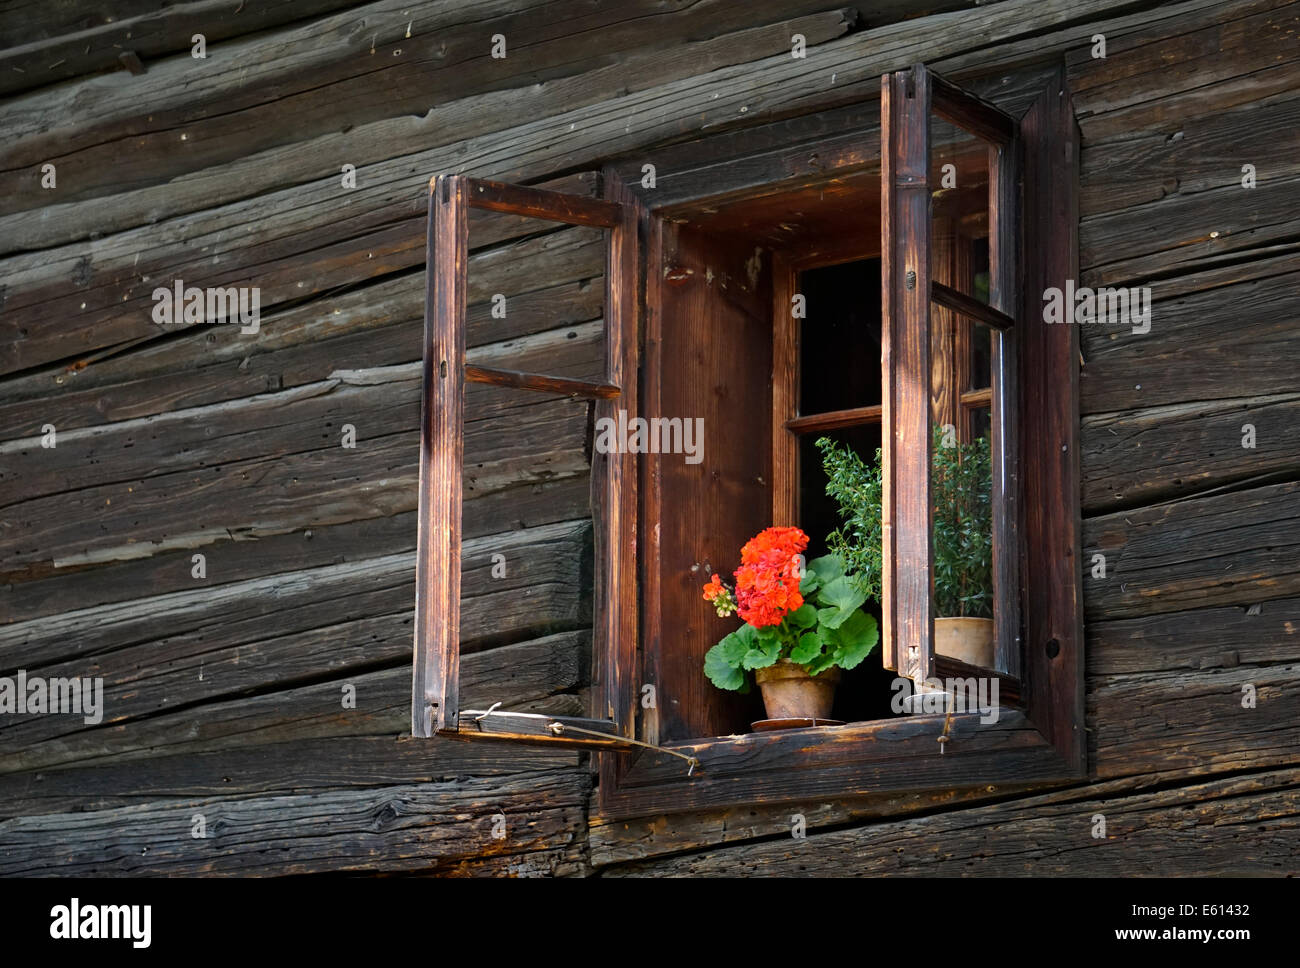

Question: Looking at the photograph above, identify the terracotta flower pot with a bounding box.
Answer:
[934,616,995,668]
[754,659,840,720]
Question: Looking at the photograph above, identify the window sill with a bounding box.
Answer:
[597,707,1081,819]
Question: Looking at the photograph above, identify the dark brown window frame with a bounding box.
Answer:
[413,64,1086,821]
[411,174,642,753]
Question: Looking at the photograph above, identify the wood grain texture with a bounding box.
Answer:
[2,0,1297,876]
[0,8,855,253]
[0,769,591,876]
[0,629,593,776]
[0,735,579,821]
[0,0,1146,376]
[1084,480,1300,622]
[881,64,935,683]
[1082,393,1300,512]
[1080,265,1300,413]
[771,254,799,524]
[602,766,1300,875]
[641,223,771,744]
[414,175,467,736]
[1018,78,1085,774]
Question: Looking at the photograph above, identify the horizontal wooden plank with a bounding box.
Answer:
[0,521,593,751]
[0,768,591,876]
[786,405,882,434]
[0,9,853,254]
[463,177,622,227]
[0,0,361,96]
[0,627,592,776]
[616,66,1058,212]
[1080,267,1300,412]
[1,516,589,675]
[1081,172,1300,284]
[1082,392,1300,512]
[1067,0,1300,141]
[0,0,1147,376]
[602,766,1300,875]
[931,281,1015,330]
[1093,662,1300,779]
[465,365,619,399]
[1089,595,1300,677]
[0,733,579,821]
[1079,88,1300,219]
[1084,479,1300,621]
[589,783,1011,867]
[0,375,592,570]
[1,317,604,499]
[0,217,603,413]
[599,710,1071,817]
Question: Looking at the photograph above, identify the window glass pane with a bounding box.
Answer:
[930,115,998,672]
[797,259,882,416]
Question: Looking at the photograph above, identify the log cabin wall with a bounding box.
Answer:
[0,0,1296,875]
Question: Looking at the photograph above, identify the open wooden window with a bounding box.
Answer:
[411,174,642,750]
[414,63,1085,818]
[879,63,1022,690]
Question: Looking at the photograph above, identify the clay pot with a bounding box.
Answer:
[934,616,995,668]
[754,659,840,720]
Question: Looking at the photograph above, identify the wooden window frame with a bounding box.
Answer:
[411,174,642,752]
[414,64,1085,820]
[879,62,1023,687]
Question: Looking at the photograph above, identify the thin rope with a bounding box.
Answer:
[469,704,700,776]
[547,721,700,776]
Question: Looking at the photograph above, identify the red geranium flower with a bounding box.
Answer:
[702,573,726,602]
[733,527,808,627]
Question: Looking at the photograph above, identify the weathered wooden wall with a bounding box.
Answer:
[1,0,1297,875]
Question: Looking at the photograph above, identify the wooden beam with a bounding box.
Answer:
[931,281,1015,330]
[930,68,1017,145]
[772,254,799,523]
[464,176,623,228]
[960,386,992,408]
[786,405,883,435]
[595,169,642,765]
[464,364,619,399]
[453,711,640,750]
[413,174,467,738]
[933,654,1022,707]
[881,64,934,683]
[1018,78,1084,775]
[988,131,1022,680]
[601,766,1300,875]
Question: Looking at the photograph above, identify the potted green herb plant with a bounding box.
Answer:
[817,427,994,668]
[701,526,878,724]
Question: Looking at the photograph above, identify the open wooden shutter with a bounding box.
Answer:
[412,174,641,750]
[881,64,1021,686]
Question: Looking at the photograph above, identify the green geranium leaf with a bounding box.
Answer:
[816,576,867,629]
[717,626,753,663]
[804,650,839,676]
[807,554,845,584]
[827,610,879,670]
[741,638,782,670]
[788,604,818,629]
[789,631,824,665]
[704,640,748,690]
[799,569,822,595]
